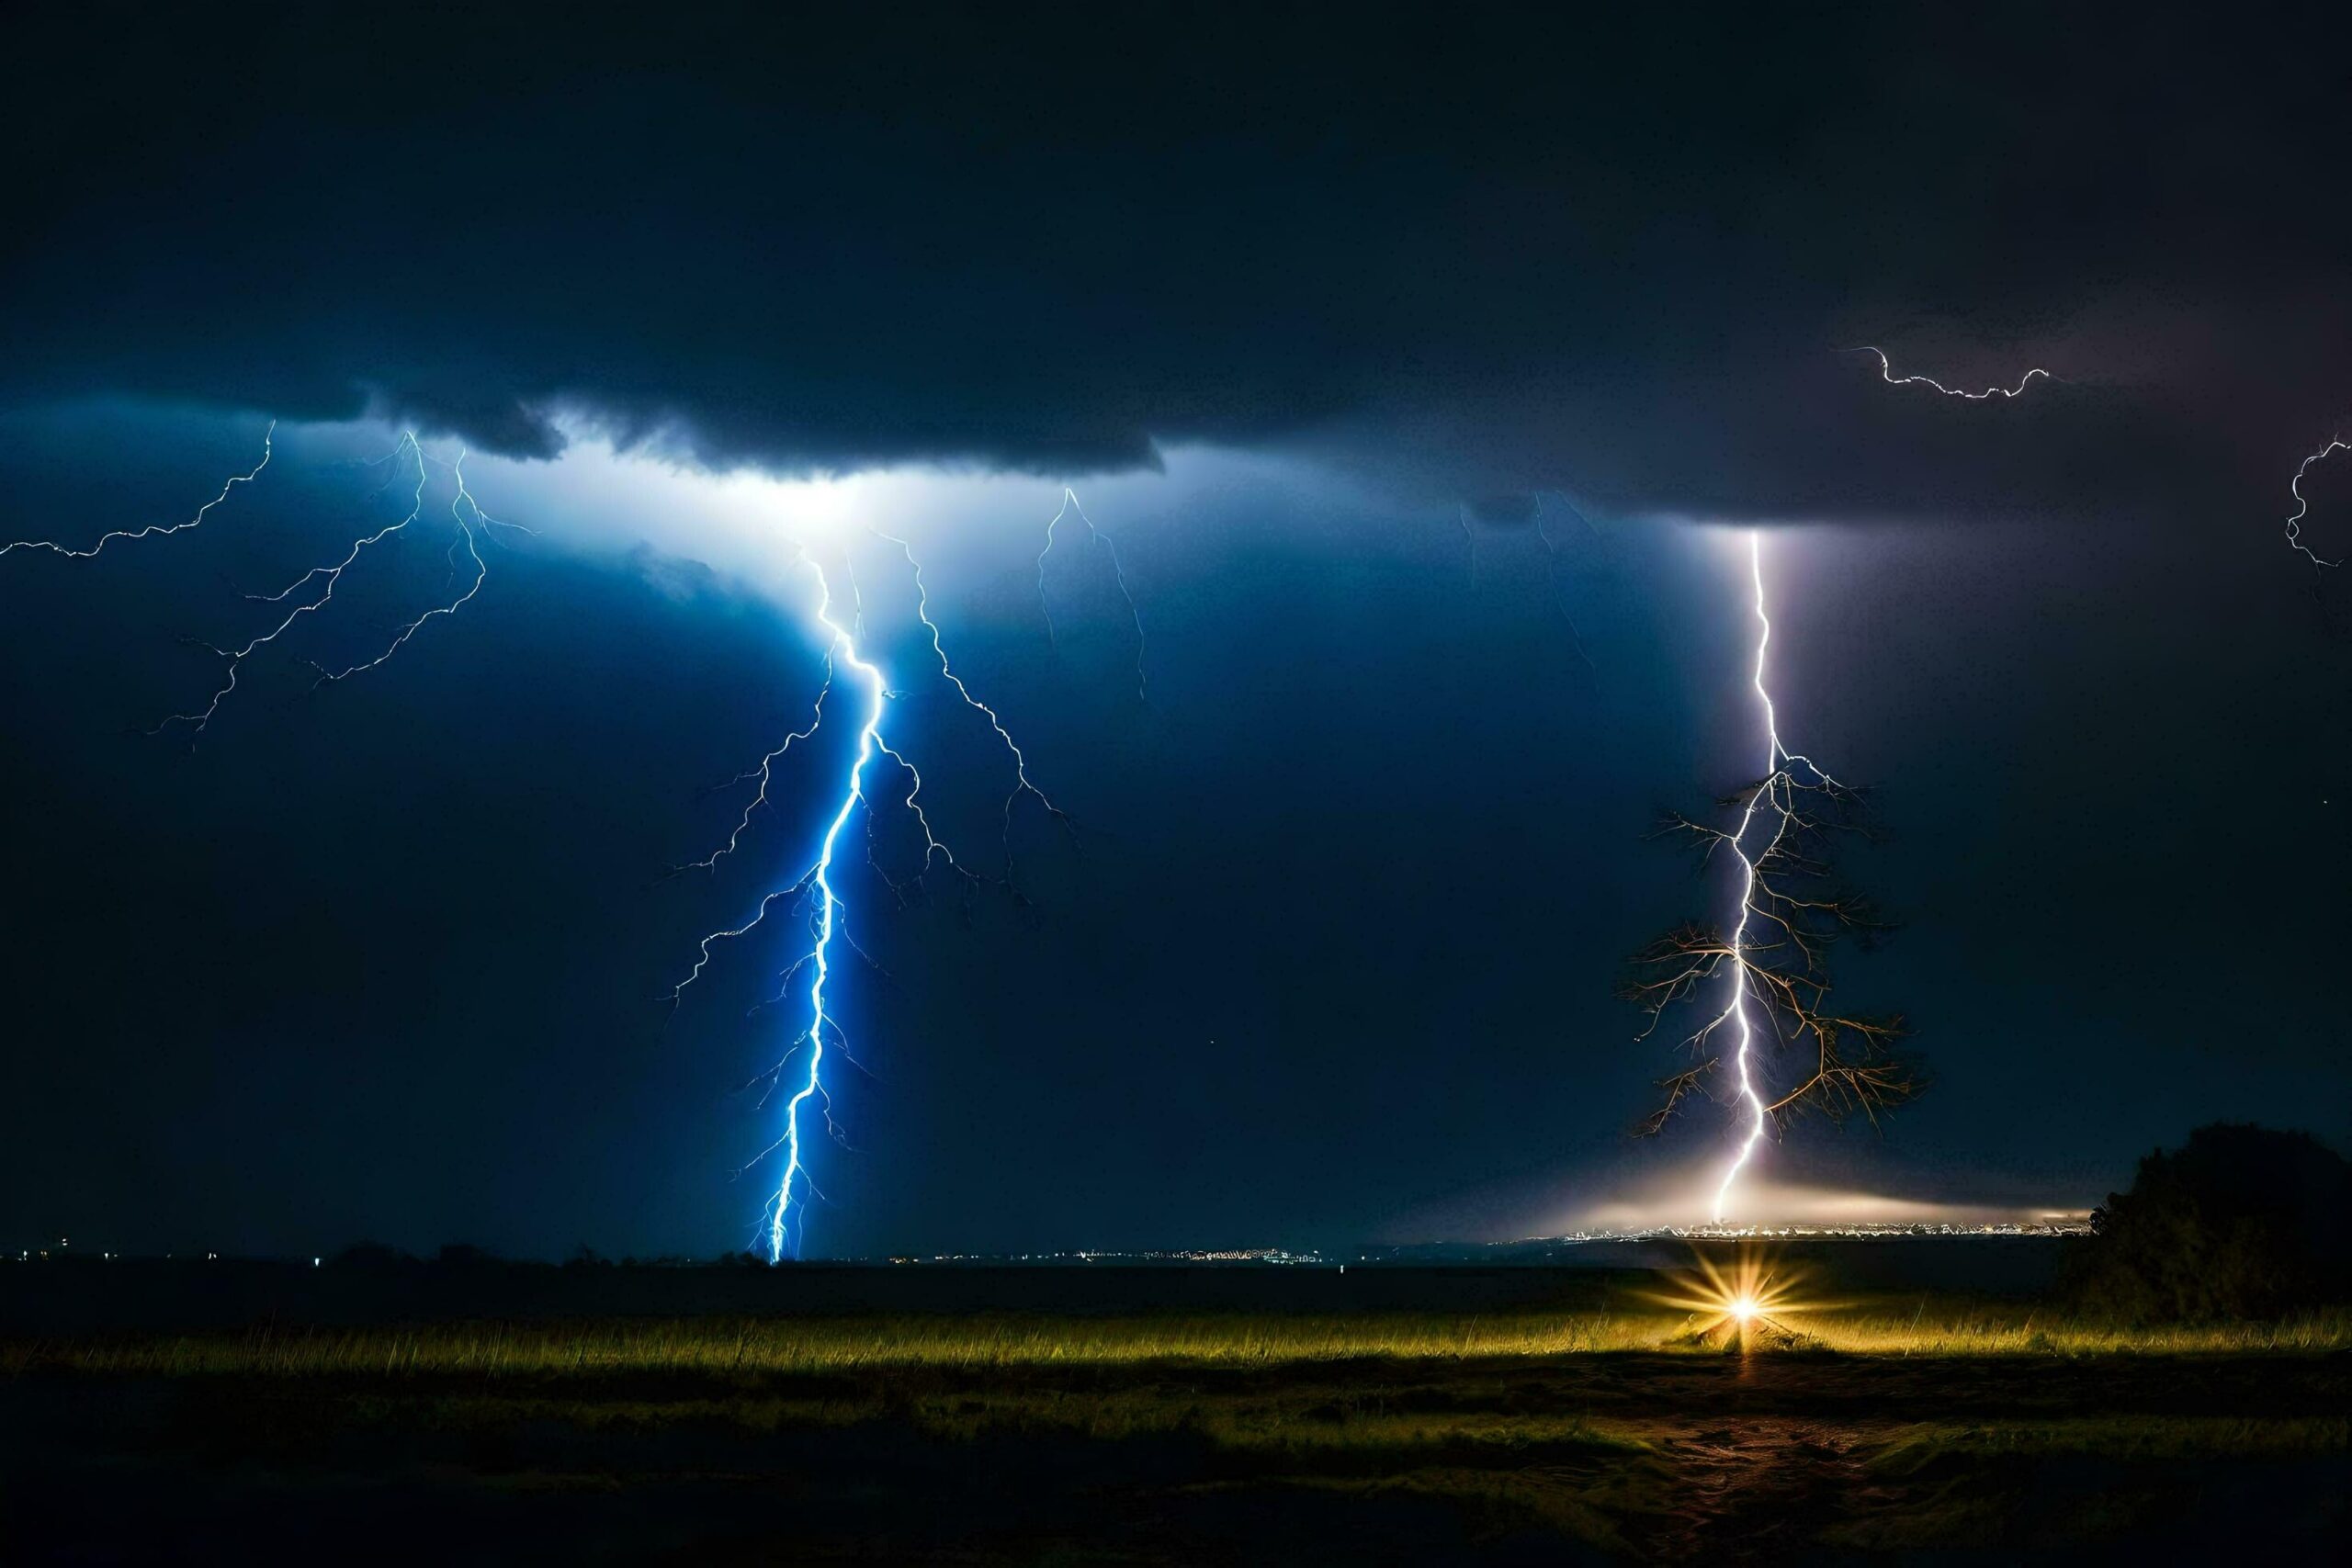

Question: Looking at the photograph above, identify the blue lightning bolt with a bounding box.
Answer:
[757,562,884,1262]
[674,524,1073,1260]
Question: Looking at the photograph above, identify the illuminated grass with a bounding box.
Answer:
[9,1303,2350,1380]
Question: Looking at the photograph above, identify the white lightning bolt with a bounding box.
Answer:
[1707,531,1839,1225]
[1532,492,1598,674]
[145,432,520,742]
[1035,487,1148,703]
[868,523,1069,877]
[2283,435,2347,569]
[300,448,513,689]
[1855,345,2052,401]
[1,422,276,559]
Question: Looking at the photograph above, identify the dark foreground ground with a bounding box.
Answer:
[4,1253,2346,1564]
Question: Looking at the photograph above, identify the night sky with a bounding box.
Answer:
[4,4,2348,1260]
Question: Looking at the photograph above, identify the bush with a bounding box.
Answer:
[2064,1123,2352,1322]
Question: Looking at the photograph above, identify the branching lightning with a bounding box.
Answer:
[0,422,277,560]
[2282,435,2347,569]
[1711,535,1802,1219]
[673,520,1079,1260]
[2,422,521,741]
[1036,487,1148,703]
[1853,345,2052,401]
[144,432,521,742]
[754,566,885,1263]
[1623,532,1910,1224]
[11,421,1098,1260]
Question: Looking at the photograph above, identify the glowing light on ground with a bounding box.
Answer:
[1648,1246,1809,1348]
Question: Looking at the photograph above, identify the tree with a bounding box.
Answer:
[2065,1123,2352,1321]
[1622,761,1917,1138]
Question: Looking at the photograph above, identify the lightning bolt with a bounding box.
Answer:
[1532,492,1598,674]
[1854,345,2052,401]
[1,422,276,559]
[1713,533,1791,1221]
[1035,487,1148,703]
[2283,435,2347,569]
[147,432,520,742]
[1,422,519,740]
[757,562,884,1263]
[1658,532,1845,1225]
[674,528,1070,1260]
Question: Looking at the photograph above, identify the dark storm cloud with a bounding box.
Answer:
[6,2,2350,525]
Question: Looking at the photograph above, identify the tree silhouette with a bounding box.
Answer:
[1622,763,1917,1138]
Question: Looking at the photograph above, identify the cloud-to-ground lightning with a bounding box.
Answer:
[0,422,276,559]
[1710,533,1803,1222]
[1853,345,2052,401]
[1625,531,1909,1224]
[1035,488,1148,703]
[754,565,885,1264]
[673,525,1077,1259]
[2282,435,2347,569]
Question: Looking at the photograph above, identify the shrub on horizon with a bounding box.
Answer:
[2064,1122,2352,1322]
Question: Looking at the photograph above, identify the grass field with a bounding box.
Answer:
[12,1297,2352,1376]
[6,1278,2348,1563]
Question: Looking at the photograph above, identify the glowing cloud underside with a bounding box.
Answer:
[3,425,1108,1261]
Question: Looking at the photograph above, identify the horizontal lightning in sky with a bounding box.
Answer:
[0,422,277,560]
[1854,345,2052,401]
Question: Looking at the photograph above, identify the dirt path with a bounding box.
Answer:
[1634,1416,1879,1562]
